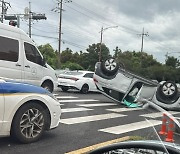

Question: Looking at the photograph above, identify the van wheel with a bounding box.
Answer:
[11,103,48,143]
[42,81,53,93]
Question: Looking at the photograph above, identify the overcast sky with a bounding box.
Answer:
[4,0,180,63]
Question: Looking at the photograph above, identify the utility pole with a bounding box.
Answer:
[139,28,149,52]
[99,26,118,62]
[29,2,31,38]
[58,0,63,62]
[0,0,11,23]
[52,0,72,66]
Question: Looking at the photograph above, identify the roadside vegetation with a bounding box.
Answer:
[38,43,180,82]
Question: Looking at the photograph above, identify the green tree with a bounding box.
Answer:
[38,43,59,69]
[82,43,110,71]
[61,48,73,63]
[61,62,84,70]
[165,56,179,68]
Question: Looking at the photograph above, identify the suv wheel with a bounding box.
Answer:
[101,58,119,76]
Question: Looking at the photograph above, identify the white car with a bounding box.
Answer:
[93,58,180,110]
[58,70,97,93]
[0,79,61,143]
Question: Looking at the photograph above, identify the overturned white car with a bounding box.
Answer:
[93,58,180,110]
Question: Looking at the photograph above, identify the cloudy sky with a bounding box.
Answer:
[4,0,180,63]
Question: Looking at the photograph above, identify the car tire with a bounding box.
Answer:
[156,81,179,105]
[101,58,119,76]
[11,103,48,143]
[158,81,178,98]
[80,84,89,94]
[41,81,53,93]
[61,86,68,92]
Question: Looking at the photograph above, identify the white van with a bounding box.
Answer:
[0,23,58,92]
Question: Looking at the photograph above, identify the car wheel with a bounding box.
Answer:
[11,103,48,143]
[41,81,53,93]
[80,84,89,94]
[61,86,68,92]
[158,81,178,98]
[101,58,119,76]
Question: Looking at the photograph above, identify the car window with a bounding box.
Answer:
[24,42,43,65]
[83,73,94,78]
[0,36,19,62]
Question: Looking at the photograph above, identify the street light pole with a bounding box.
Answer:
[99,25,118,62]
[99,26,103,62]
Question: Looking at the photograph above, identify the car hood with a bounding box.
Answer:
[0,81,50,95]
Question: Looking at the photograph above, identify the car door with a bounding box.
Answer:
[0,82,4,130]
[83,73,97,91]
[0,35,22,81]
[23,42,44,86]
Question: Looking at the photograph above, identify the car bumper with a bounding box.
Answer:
[58,80,81,90]
[49,99,62,129]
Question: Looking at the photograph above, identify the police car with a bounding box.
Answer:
[0,79,61,143]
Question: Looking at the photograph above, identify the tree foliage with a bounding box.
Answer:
[38,43,180,82]
[38,44,59,69]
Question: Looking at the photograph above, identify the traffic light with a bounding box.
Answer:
[32,14,47,20]
[4,15,17,20]
[9,20,17,26]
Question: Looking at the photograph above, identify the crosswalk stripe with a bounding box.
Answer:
[60,113,126,124]
[59,99,99,103]
[56,96,78,99]
[99,120,161,135]
[61,107,93,113]
[106,108,142,112]
[53,94,59,96]
[140,111,179,118]
[77,103,116,107]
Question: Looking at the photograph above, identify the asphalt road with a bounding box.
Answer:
[0,90,180,154]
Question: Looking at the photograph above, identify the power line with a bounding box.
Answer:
[64,3,111,27]
[51,0,72,65]
[31,33,86,50]
[70,1,140,35]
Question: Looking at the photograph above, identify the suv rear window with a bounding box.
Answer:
[0,36,19,62]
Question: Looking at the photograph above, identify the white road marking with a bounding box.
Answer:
[77,103,116,107]
[140,111,179,118]
[56,96,78,99]
[59,99,99,103]
[60,113,126,124]
[53,94,59,96]
[61,107,93,113]
[99,120,161,135]
[107,108,142,112]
